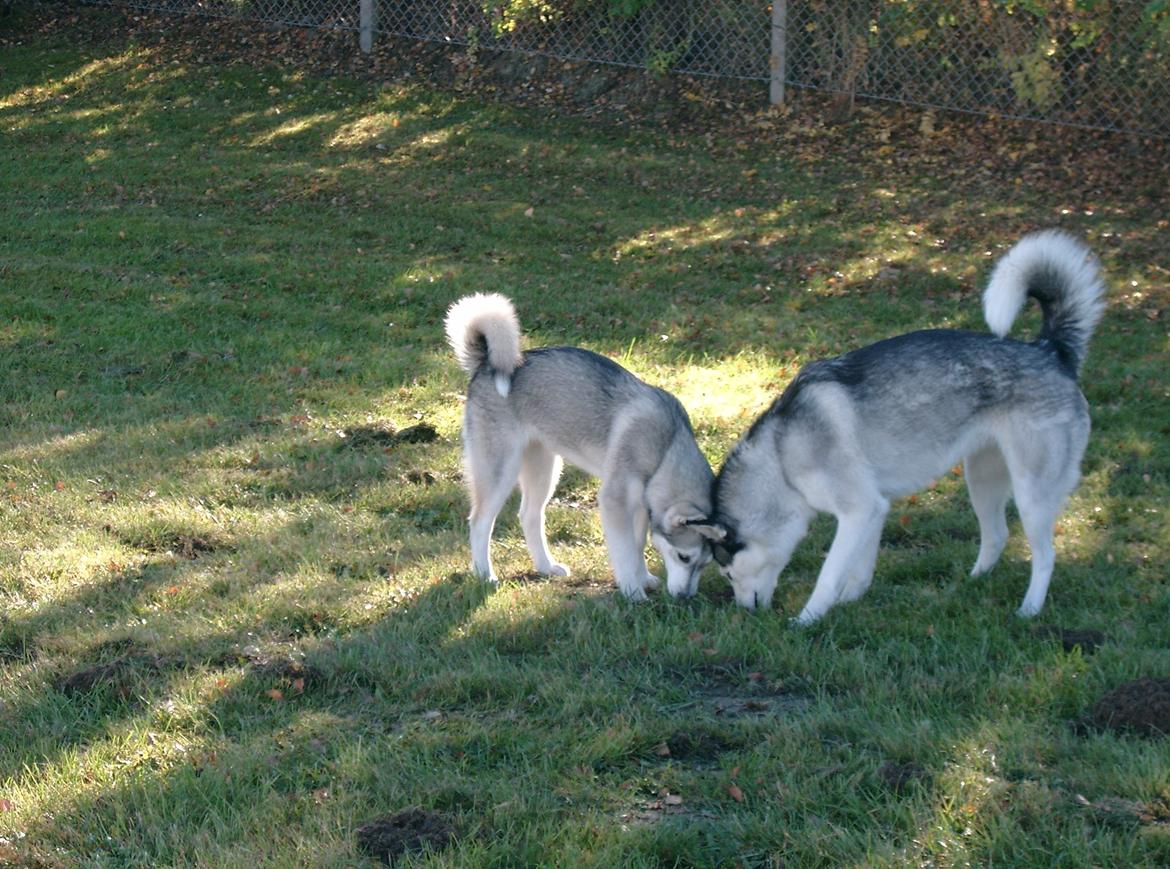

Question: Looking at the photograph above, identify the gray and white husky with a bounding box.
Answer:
[445,293,715,600]
[691,230,1106,624]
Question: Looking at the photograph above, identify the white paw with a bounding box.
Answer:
[640,571,661,591]
[541,562,571,577]
[619,583,649,603]
[1015,602,1041,619]
[791,609,821,627]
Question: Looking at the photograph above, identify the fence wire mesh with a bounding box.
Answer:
[71,0,1170,137]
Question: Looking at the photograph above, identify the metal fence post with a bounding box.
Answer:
[360,0,375,54]
[769,0,787,105]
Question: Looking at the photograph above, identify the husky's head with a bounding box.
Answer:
[650,504,716,598]
[680,519,778,610]
[696,434,808,610]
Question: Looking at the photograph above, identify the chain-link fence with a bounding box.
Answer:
[69,0,1170,137]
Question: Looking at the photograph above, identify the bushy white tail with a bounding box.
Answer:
[983,229,1106,375]
[445,293,523,396]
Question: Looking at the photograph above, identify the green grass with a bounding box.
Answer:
[2,9,1169,867]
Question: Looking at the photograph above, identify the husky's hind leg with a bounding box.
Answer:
[965,443,1012,576]
[466,434,525,584]
[598,479,652,601]
[1013,486,1062,618]
[1002,420,1087,617]
[518,441,570,577]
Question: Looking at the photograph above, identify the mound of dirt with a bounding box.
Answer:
[1032,625,1108,655]
[1083,677,1170,737]
[54,651,169,696]
[55,660,133,696]
[356,808,459,865]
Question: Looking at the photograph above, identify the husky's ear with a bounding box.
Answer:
[684,520,728,543]
[664,506,729,543]
[663,504,709,531]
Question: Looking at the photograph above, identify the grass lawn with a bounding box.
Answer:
[2,7,1169,866]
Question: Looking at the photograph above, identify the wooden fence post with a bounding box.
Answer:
[770,0,787,105]
[360,0,375,54]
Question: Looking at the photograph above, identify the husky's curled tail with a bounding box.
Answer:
[983,229,1106,376]
[445,292,524,397]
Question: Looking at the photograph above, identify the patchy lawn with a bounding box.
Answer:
[1,8,1168,867]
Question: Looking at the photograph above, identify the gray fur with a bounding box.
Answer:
[447,294,715,600]
[707,230,1106,624]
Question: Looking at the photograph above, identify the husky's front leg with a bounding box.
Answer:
[599,481,654,601]
[631,504,660,591]
[795,500,888,625]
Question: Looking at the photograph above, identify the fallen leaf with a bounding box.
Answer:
[0,798,13,811]
[266,688,284,701]
[664,793,683,806]
[728,783,745,802]
[655,742,671,757]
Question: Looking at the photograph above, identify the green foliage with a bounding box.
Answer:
[1000,37,1061,110]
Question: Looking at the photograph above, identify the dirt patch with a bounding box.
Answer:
[355,807,459,865]
[685,665,814,719]
[618,800,715,827]
[660,727,745,763]
[1081,677,1170,737]
[337,423,438,451]
[877,760,928,792]
[1032,624,1108,655]
[116,529,221,559]
[617,785,717,828]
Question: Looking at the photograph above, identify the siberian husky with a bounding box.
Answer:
[691,230,1106,624]
[445,293,715,600]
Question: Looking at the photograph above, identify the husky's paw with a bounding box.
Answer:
[618,582,649,603]
[640,571,661,591]
[473,568,499,585]
[542,562,571,577]
[1015,602,1042,619]
[790,609,821,627]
